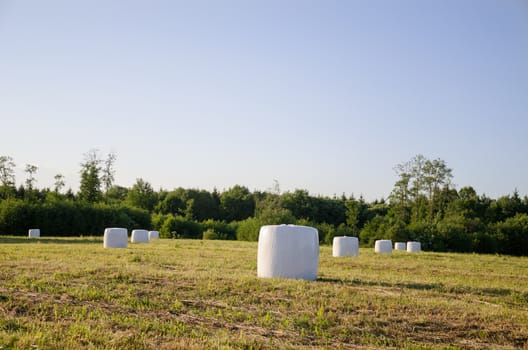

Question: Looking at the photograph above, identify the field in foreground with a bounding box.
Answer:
[0,237,527,350]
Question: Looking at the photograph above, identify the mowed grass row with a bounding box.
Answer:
[0,237,527,349]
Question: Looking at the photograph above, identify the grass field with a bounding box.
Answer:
[0,237,527,349]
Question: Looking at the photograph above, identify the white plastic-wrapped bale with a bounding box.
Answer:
[257,224,319,281]
[374,239,392,254]
[148,231,160,240]
[332,236,359,257]
[394,242,407,251]
[103,228,128,248]
[407,241,421,252]
[28,229,40,238]
[131,229,149,243]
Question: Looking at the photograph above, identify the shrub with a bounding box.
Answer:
[202,229,219,240]
[236,217,261,241]
[202,219,237,240]
[160,215,203,239]
[359,215,389,247]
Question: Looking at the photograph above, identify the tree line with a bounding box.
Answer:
[0,152,527,256]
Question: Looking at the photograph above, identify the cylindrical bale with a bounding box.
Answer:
[103,228,128,248]
[332,236,359,257]
[394,242,407,251]
[131,229,149,243]
[257,224,319,280]
[28,229,40,238]
[374,239,392,254]
[407,241,421,252]
[148,231,160,240]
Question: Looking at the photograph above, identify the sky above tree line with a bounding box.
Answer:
[1,1,527,200]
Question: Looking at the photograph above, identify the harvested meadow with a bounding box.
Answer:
[0,237,527,349]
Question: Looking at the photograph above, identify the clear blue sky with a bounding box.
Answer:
[1,0,527,200]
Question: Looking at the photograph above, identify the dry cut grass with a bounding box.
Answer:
[0,236,527,349]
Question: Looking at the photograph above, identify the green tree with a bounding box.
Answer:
[345,196,361,235]
[390,161,412,206]
[281,189,316,221]
[126,178,157,211]
[173,188,219,221]
[24,164,38,190]
[255,192,295,225]
[392,154,453,223]
[106,185,128,205]
[489,190,525,222]
[359,215,389,247]
[78,150,102,203]
[101,152,117,194]
[53,174,65,193]
[219,185,255,221]
[495,213,528,256]
[0,156,16,199]
[155,190,186,215]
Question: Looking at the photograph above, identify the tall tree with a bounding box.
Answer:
[101,152,117,194]
[390,160,413,206]
[79,149,102,203]
[54,174,65,193]
[24,164,38,190]
[345,196,361,234]
[0,156,16,198]
[392,154,453,222]
[0,156,16,187]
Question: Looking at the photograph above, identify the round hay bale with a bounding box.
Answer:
[103,228,128,248]
[394,242,407,251]
[407,241,421,252]
[332,236,359,257]
[28,229,40,238]
[148,231,159,240]
[131,229,149,243]
[257,224,319,281]
[374,239,392,254]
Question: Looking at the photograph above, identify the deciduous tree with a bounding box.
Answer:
[79,149,102,203]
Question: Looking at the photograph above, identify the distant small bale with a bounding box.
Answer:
[407,241,421,252]
[148,231,160,240]
[394,242,407,251]
[332,236,359,257]
[257,224,319,281]
[28,229,40,239]
[103,228,128,248]
[375,239,392,254]
[131,229,149,243]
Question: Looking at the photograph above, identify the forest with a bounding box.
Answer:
[0,152,527,256]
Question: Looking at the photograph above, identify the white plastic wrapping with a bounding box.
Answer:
[374,239,392,254]
[332,236,359,257]
[103,227,128,248]
[148,231,159,240]
[28,229,40,238]
[394,242,407,251]
[407,241,421,252]
[131,229,149,243]
[257,224,319,281]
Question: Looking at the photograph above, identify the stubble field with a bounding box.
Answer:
[0,236,527,349]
